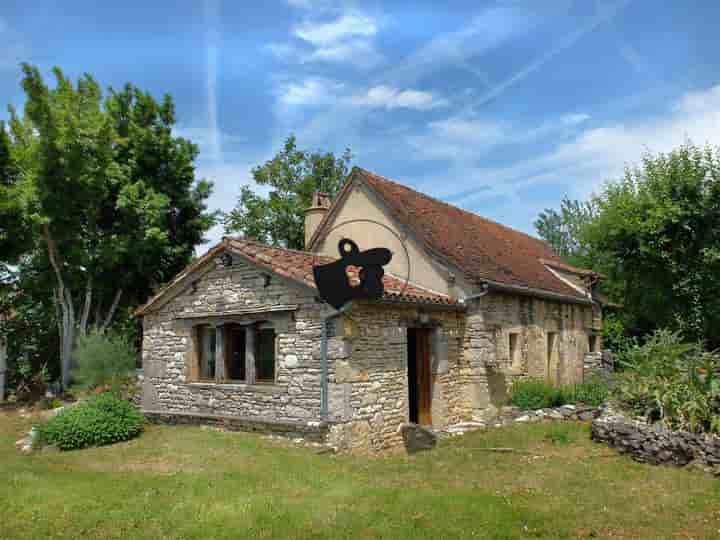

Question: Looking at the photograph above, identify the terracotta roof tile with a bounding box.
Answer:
[344,167,595,300]
[225,237,457,306]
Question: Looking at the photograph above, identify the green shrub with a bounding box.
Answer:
[72,330,138,393]
[510,378,610,410]
[38,393,144,450]
[40,397,63,410]
[612,329,720,433]
[509,379,563,409]
[560,378,609,407]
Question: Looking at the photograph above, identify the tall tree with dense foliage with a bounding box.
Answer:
[0,65,215,387]
[535,196,597,266]
[585,143,720,345]
[224,135,352,249]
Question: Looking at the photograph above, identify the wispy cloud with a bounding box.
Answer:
[346,86,448,111]
[561,113,590,126]
[204,0,222,163]
[466,0,631,109]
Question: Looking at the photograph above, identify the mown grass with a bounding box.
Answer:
[1,410,720,539]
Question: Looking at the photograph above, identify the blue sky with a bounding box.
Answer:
[1,0,719,249]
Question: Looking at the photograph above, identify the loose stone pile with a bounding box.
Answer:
[442,403,601,437]
[591,404,720,475]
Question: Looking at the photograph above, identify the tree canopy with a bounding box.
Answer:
[0,64,216,386]
[224,135,352,249]
[536,142,720,347]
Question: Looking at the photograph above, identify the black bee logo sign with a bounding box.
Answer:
[313,238,392,310]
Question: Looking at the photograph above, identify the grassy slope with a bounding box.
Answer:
[1,411,719,540]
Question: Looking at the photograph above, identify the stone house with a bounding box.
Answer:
[136,167,606,453]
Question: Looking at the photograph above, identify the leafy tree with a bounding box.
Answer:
[585,143,720,345]
[1,65,216,388]
[535,196,597,266]
[224,135,352,249]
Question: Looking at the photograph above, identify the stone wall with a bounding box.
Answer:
[583,351,614,382]
[141,249,604,454]
[326,302,467,453]
[141,250,469,454]
[141,252,333,424]
[591,405,720,473]
[464,291,600,416]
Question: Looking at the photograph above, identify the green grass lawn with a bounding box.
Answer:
[1,410,720,540]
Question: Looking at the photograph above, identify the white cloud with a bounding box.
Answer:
[278,78,343,106]
[434,84,720,210]
[347,85,448,111]
[294,11,376,46]
[270,9,382,68]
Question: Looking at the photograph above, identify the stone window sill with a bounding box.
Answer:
[185,381,284,394]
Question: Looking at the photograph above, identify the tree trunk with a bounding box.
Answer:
[0,315,7,402]
[100,289,123,333]
[79,275,93,337]
[44,225,76,390]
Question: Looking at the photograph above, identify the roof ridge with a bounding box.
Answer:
[353,166,556,253]
[225,236,320,257]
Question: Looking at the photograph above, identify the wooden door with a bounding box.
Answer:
[408,328,432,425]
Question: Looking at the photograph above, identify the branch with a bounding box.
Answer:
[79,275,93,337]
[94,294,102,330]
[101,289,123,333]
[43,224,68,313]
[53,287,63,351]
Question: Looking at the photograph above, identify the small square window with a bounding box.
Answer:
[509,333,521,368]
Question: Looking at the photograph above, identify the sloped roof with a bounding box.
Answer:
[310,167,597,301]
[225,237,456,306]
[136,237,457,315]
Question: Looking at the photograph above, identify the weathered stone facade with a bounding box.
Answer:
[141,249,604,454]
[142,252,328,422]
[325,302,466,452]
[462,291,601,418]
[141,251,469,453]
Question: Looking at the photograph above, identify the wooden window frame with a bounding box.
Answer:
[188,322,278,386]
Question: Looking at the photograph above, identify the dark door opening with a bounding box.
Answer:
[407,328,432,425]
[226,324,246,381]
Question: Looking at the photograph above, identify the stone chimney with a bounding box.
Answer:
[304,192,331,249]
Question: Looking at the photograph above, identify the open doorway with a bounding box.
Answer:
[407,328,432,425]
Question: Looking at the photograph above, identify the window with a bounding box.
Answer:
[197,325,216,380]
[255,326,276,382]
[509,332,520,368]
[588,334,598,353]
[191,322,278,385]
[225,324,246,381]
